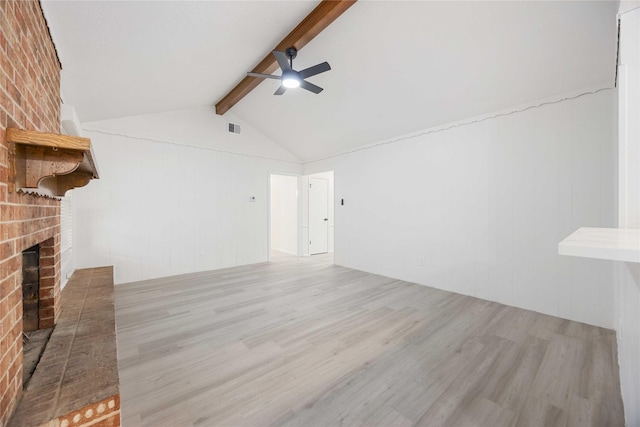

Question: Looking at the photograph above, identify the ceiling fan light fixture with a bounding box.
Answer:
[281,70,300,88]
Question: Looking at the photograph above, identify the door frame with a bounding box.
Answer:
[267,172,303,261]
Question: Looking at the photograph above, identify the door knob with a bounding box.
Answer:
[324,218,328,221]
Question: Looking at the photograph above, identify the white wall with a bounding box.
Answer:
[270,175,298,255]
[301,171,334,256]
[74,107,302,284]
[60,191,74,290]
[306,89,617,329]
[614,4,640,425]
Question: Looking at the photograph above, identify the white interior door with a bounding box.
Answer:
[309,177,329,255]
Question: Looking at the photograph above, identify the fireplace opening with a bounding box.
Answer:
[22,244,40,332]
[21,244,54,388]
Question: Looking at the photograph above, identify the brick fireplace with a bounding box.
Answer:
[0,0,64,424]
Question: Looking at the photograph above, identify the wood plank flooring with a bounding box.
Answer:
[114,253,624,427]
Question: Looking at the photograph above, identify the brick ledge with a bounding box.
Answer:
[8,267,120,427]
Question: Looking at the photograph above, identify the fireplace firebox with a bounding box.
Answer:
[22,244,40,332]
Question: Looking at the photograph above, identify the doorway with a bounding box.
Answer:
[269,174,299,258]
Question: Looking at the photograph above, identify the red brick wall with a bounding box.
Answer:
[0,1,62,425]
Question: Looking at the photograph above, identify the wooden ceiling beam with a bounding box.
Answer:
[215,0,357,115]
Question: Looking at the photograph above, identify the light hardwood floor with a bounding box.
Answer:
[114,253,624,427]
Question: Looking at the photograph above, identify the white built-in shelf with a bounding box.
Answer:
[558,227,640,263]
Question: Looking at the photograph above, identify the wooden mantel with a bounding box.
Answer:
[7,128,99,196]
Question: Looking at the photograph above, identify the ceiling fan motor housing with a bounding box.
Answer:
[286,47,298,60]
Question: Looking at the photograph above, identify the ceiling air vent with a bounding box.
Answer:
[227,122,241,134]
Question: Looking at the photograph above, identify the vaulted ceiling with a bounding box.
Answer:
[42,1,618,163]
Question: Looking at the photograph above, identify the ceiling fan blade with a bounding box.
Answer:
[247,72,280,80]
[273,50,291,71]
[274,85,287,95]
[300,80,323,94]
[298,62,331,79]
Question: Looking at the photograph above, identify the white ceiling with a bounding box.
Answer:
[42,1,318,121]
[42,1,618,163]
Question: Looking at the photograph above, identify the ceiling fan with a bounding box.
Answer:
[247,47,331,95]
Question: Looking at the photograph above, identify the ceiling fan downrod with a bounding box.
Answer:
[286,47,298,68]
